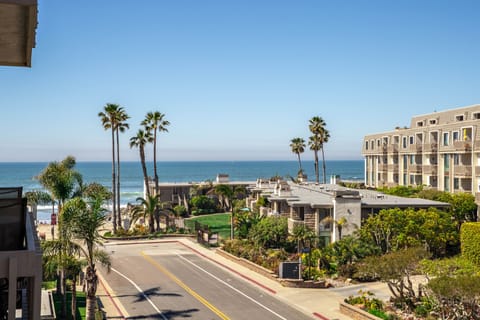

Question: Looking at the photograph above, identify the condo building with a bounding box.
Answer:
[362,105,480,202]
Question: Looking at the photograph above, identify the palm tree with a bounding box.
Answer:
[98,103,121,233]
[131,194,161,233]
[290,137,306,177]
[141,111,170,197]
[62,197,111,320]
[130,129,153,199]
[214,184,235,239]
[114,108,130,229]
[309,116,330,184]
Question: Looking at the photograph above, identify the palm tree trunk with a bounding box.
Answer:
[321,146,326,184]
[85,265,98,320]
[111,128,117,234]
[154,131,159,196]
[116,128,122,230]
[314,150,319,183]
[140,147,150,198]
[71,276,77,320]
[297,153,302,172]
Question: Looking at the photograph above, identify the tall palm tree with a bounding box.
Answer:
[141,111,170,197]
[214,184,235,239]
[98,103,121,233]
[290,137,306,176]
[130,129,153,199]
[308,135,321,184]
[62,197,111,320]
[309,116,330,184]
[114,108,130,229]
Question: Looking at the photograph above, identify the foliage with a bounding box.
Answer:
[289,224,316,253]
[173,205,188,217]
[82,182,112,202]
[185,213,231,239]
[461,222,480,266]
[426,275,480,319]
[248,216,289,248]
[345,290,384,312]
[359,207,459,257]
[377,185,423,197]
[329,235,380,278]
[190,195,216,212]
[357,247,429,310]
[235,209,264,239]
[450,193,477,223]
[420,255,480,278]
[256,196,269,207]
[53,291,86,320]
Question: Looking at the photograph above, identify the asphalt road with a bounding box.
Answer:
[99,241,314,320]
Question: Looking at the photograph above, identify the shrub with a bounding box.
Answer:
[461,222,480,265]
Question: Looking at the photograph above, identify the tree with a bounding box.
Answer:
[308,116,330,184]
[131,194,160,233]
[141,111,170,197]
[130,129,153,198]
[290,137,306,176]
[37,156,83,315]
[114,107,130,230]
[289,224,316,253]
[62,197,111,320]
[358,247,430,310]
[248,216,289,249]
[25,190,52,221]
[99,103,121,233]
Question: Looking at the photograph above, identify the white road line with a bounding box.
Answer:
[111,267,168,320]
[176,254,288,320]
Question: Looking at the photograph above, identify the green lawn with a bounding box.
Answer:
[53,291,86,320]
[185,213,231,240]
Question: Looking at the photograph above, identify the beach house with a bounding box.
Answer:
[0,1,41,319]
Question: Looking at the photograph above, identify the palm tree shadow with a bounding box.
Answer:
[115,287,182,302]
[126,308,200,319]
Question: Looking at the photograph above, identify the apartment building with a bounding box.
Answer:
[362,105,480,202]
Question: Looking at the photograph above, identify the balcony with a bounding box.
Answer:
[423,143,438,152]
[453,165,472,177]
[454,141,472,151]
[409,144,423,152]
[387,164,399,171]
[377,164,388,172]
[409,164,423,173]
[288,218,304,234]
[422,165,438,175]
[387,145,399,153]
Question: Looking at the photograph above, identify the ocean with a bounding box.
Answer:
[0,160,364,222]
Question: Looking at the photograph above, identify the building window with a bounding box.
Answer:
[453,131,459,141]
[410,175,415,185]
[429,119,437,125]
[454,154,460,165]
[443,132,449,146]
[444,154,450,170]
[402,137,407,148]
[370,140,374,149]
[417,121,424,127]
[444,177,450,192]
[409,136,414,145]
[454,178,459,190]
[299,207,305,220]
[410,155,415,165]
[403,155,408,169]
[473,113,480,120]
[403,173,407,185]
[456,115,464,121]
[365,141,368,150]
[377,139,381,147]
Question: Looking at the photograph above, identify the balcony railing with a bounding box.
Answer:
[423,143,438,152]
[387,145,399,153]
[409,164,423,173]
[454,166,472,177]
[409,144,423,152]
[454,141,472,151]
[377,164,388,172]
[388,164,399,171]
[422,165,438,175]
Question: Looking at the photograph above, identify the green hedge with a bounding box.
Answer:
[461,222,480,265]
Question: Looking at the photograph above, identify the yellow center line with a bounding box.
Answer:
[141,251,231,320]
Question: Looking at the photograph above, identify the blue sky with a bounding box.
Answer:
[2,0,480,162]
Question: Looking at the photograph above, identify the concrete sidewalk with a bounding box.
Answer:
[97,238,391,320]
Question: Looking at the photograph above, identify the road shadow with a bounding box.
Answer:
[126,308,200,319]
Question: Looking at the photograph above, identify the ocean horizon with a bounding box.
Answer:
[0,160,364,222]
